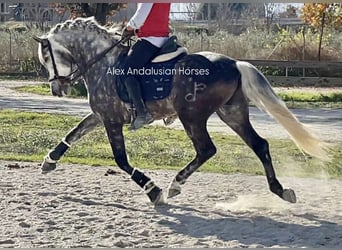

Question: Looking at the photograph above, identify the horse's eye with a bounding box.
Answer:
[41,40,49,48]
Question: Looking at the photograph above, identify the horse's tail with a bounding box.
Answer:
[235,60,329,160]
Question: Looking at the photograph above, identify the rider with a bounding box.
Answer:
[121,3,171,130]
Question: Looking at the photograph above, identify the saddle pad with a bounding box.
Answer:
[116,53,186,103]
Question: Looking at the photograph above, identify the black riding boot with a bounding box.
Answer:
[124,76,153,130]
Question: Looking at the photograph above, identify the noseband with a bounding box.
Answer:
[46,37,124,83]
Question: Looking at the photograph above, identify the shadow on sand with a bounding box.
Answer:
[155,203,341,247]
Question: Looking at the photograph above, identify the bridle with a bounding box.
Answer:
[45,36,125,83]
[45,39,76,83]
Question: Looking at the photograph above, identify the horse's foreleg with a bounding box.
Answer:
[41,112,101,173]
[167,118,216,199]
[103,120,164,204]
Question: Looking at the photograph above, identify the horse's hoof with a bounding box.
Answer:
[167,180,182,198]
[147,186,165,205]
[282,189,296,203]
[167,188,181,198]
[41,161,57,174]
[153,190,167,206]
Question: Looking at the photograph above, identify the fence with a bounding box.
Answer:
[242,59,342,87]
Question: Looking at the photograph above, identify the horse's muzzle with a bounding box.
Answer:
[50,80,64,97]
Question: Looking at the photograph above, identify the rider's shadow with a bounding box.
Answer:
[155,204,341,247]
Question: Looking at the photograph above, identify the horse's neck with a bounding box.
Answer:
[56,32,119,94]
[57,32,113,64]
[84,65,114,90]
[82,48,122,99]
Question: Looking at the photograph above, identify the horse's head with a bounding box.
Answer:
[35,17,123,97]
[34,35,76,97]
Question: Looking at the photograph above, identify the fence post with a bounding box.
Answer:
[200,29,203,51]
[9,29,12,71]
[302,26,305,77]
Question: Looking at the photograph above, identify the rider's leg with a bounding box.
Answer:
[124,76,153,129]
[122,39,159,130]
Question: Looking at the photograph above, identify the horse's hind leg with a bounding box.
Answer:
[216,89,296,203]
[41,112,101,173]
[167,116,217,199]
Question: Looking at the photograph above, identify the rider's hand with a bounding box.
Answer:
[121,26,135,41]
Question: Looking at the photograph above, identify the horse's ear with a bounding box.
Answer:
[32,35,42,43]
[121,18,126,28]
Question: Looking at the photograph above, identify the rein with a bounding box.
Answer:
[47,37,125,83]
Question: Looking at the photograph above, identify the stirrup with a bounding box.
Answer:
[128,113,153,131]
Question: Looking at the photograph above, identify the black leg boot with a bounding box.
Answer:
[124,76,153,130]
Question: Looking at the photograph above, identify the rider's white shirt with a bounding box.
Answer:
[127,3,169,48]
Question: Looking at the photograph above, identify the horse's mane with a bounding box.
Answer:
[48,17,122,40]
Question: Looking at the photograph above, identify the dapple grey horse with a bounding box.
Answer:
[34,17,328,205]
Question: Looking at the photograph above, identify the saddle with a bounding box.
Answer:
[115,36,188,103]
[151,36,188,63]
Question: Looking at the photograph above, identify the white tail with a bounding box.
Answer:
[236,61,329,160]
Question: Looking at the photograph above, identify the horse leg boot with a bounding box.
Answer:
[103,120,164,205]
[41,113,101,173]
[124,76,153,130]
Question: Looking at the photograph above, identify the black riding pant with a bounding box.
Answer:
[122,39,160,78]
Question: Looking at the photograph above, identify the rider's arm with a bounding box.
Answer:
[127,3,153,30]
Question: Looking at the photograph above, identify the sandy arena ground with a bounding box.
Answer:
[1,80,341,247]
[0,160,341,248]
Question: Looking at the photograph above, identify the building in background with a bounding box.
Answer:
[0,2,12,21]
[0,2,57,23]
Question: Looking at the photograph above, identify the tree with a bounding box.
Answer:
[264,3,278,34]
[184,3,198,23]
[301,3,341,29]
[197,3,264,31]
[51,3,127,25]
[197,3,264,21]
[301,3,342,60]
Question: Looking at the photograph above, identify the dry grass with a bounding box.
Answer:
[0,26,340,76]
[0,28,42,73]
[175,27,342,61]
